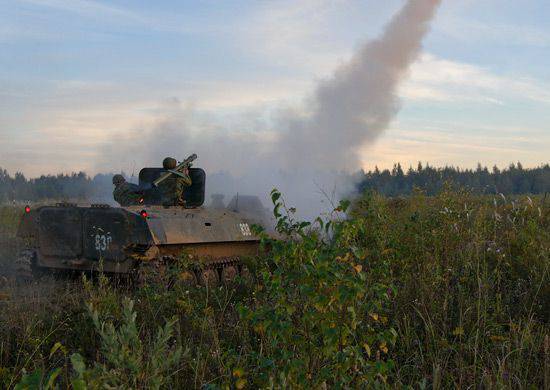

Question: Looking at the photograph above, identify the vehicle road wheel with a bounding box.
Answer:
[15,250,36,283]
[178,271,198,287]
[239,265,251,281]
[200,269,219,288]
[221,266,238,284]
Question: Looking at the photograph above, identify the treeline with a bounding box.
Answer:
[0,169,114,203]
[1,163,549,202]
[357,162,550,196]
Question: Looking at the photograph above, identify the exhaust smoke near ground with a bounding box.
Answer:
[98,0,442,219]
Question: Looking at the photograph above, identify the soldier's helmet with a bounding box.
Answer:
[112,174,126,186]
[163,157,177,170]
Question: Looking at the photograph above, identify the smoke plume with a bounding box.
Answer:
[280,0,442,171]
[98,0,442,218]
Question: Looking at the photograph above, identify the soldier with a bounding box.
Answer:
[158,157,192,206]
[112,174,142,206]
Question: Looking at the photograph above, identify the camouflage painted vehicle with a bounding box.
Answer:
[15,162,261,285]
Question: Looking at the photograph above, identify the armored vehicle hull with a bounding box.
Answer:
[16,203,260,285]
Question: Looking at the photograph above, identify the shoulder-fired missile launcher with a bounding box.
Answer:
[15,160,261,285]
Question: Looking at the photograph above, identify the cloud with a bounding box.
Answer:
[239,0,350,73]
[3,0,549,186]
[18,0,143,22]
[359,121,550,171]
[439,15,550,48]
[14,0,217,36]
[400,53,550,105]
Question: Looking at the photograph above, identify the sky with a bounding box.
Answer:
[1,0,549,178]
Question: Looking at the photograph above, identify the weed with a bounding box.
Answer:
[0,188,547,388]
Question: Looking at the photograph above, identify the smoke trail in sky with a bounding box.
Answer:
[98,0,442,217]
[279,0,443,171]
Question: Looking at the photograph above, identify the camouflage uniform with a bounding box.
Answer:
[158,157,192,206]
[112,175,142,206]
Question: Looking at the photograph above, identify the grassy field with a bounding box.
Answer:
[0,189,548,388]
[0,206,23,277]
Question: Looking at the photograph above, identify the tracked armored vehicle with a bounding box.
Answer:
[15,160,261,285]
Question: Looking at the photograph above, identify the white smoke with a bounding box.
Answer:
[98,0,442,218]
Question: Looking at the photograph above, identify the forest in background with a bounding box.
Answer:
[1,163,549,203]
[0,170,113,203]
[358,163,550,196]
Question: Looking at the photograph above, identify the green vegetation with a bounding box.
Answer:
[358,162,550,196]
[0,206,22,237]
[1,162,550,203]
[0,188,548,388]
[0,206,22,277]
[0,169,112,203]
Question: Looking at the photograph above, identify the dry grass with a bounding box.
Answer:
[0,190,548,388]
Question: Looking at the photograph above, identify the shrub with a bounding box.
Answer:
[16,294,183,389]
[237,190,397,387]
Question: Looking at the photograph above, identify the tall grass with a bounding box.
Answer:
[0,189,547,388]
[0,206,22,276]
[352,188,549,387]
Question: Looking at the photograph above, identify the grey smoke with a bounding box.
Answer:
[97,0,442,218]
[280,0,442,171]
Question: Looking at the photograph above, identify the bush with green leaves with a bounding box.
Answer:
[237,189,398,387]
[72,297,182,389]
[16,296,182,389]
